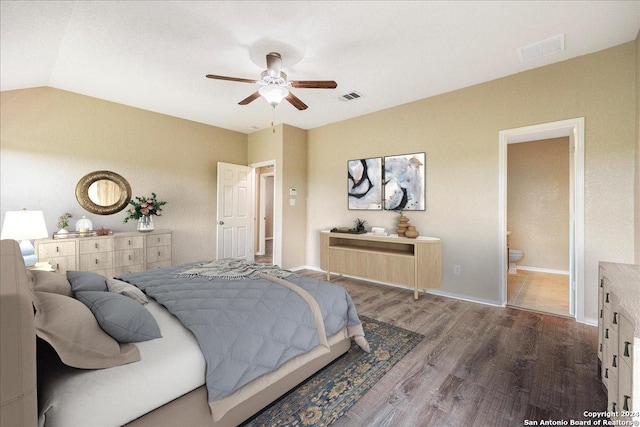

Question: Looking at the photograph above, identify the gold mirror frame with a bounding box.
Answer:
[75,171,132,215]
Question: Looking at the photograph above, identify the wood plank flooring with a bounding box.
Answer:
[296,270,606,427]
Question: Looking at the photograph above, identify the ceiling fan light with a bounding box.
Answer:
[259,85,289,108]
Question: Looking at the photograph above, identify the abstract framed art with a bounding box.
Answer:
[383,152,426,211]
[348,157,383,210]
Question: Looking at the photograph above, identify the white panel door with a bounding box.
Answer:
[216,162,253,261]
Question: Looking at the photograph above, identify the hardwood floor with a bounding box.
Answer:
[254,239,273,264]
[296,270,606,427]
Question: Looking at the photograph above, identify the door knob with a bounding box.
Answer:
[218,221,224,225]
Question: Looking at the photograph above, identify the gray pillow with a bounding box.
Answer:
[106,278,148,305]
[75,291,161,343]
[67,270,108,292]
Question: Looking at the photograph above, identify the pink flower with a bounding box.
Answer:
[141,208,150,215]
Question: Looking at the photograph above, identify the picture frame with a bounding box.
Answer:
[348,157,383,210]
[383,152,426,211]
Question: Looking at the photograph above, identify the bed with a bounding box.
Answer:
[0,239,369,427]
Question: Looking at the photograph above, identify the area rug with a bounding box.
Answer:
[242,316,424,427]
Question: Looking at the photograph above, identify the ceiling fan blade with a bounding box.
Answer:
[290,80,337,89]
[238,91,261,105]
[285,92,308,110]
[266,52,282,79]
[206,74,258,84]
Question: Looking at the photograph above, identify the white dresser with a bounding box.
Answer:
[598,262,640,422]
[35,229,172,276]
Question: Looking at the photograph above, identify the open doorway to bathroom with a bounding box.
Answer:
[499,118,585,321]
[506,137,571,316]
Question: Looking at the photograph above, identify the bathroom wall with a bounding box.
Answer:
[507,137,571,272]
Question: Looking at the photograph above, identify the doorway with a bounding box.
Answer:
[506,137,571,316]
[498,118,585,321]
[252,161,276,265]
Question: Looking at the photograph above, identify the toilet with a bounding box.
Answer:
[508,249,524,274]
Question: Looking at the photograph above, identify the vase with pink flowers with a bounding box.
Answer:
[123,192,167,232]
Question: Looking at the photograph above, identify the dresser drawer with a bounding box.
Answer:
[79,238,114,254]
[37,241,76,258]
[79,252,113,271]
[46,256,76,274]
[619,311,634,365]
[147,246,171,264]
[619,358,632,412]
[114,248,144,267]
[146,233,171,248]
[114,264,145,276]
[114,236,144,251]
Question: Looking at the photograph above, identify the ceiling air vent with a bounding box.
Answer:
[518,34,565,63]
[340,91,363,102]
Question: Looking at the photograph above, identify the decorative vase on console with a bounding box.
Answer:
[56,212,72,235]
[396,215,410,237]
[137,215,154,232]
[404,225,419,239]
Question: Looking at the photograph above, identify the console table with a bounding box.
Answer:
[320,230,441,299]
[35,229,172,276]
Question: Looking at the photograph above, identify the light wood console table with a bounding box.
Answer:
[320,230,441,299]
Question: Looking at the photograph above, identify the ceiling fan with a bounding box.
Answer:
[206,52,337,110]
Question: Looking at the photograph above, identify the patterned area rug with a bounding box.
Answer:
[242,316,424,427]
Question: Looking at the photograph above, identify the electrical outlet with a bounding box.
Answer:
[453,265,461,275]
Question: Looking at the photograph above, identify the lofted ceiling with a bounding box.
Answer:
[1,1,639,134]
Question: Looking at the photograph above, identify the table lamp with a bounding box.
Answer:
[1,210,49,267]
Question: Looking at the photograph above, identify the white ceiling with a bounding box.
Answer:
[1,1,639,134]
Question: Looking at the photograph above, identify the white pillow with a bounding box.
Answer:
[106,278,148,305]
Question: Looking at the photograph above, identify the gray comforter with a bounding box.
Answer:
[116,262,365,403]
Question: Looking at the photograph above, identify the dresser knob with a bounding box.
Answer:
[623,395,630,411]
[613,312,618,324]
[624,341,631,357]
[95,243,98,249]
[605,292,610,303]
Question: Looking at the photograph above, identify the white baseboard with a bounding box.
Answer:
[296,267,505,307]
[517,265,569,275]
[425,289,504,307]
[289,265,317,272]
[579,316,598,327]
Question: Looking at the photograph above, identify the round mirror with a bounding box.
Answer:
[76,171,131,215]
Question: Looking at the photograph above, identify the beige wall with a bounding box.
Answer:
[0,87,247,265]
[307,42,636,320]
[248,124,308,268]
[507,138,570,271]
[282,125,308,268]
[636,30,640,265]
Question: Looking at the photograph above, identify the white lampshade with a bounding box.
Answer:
[1,210,49,267]
[259,85,289,108]
[1,210,49,241]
